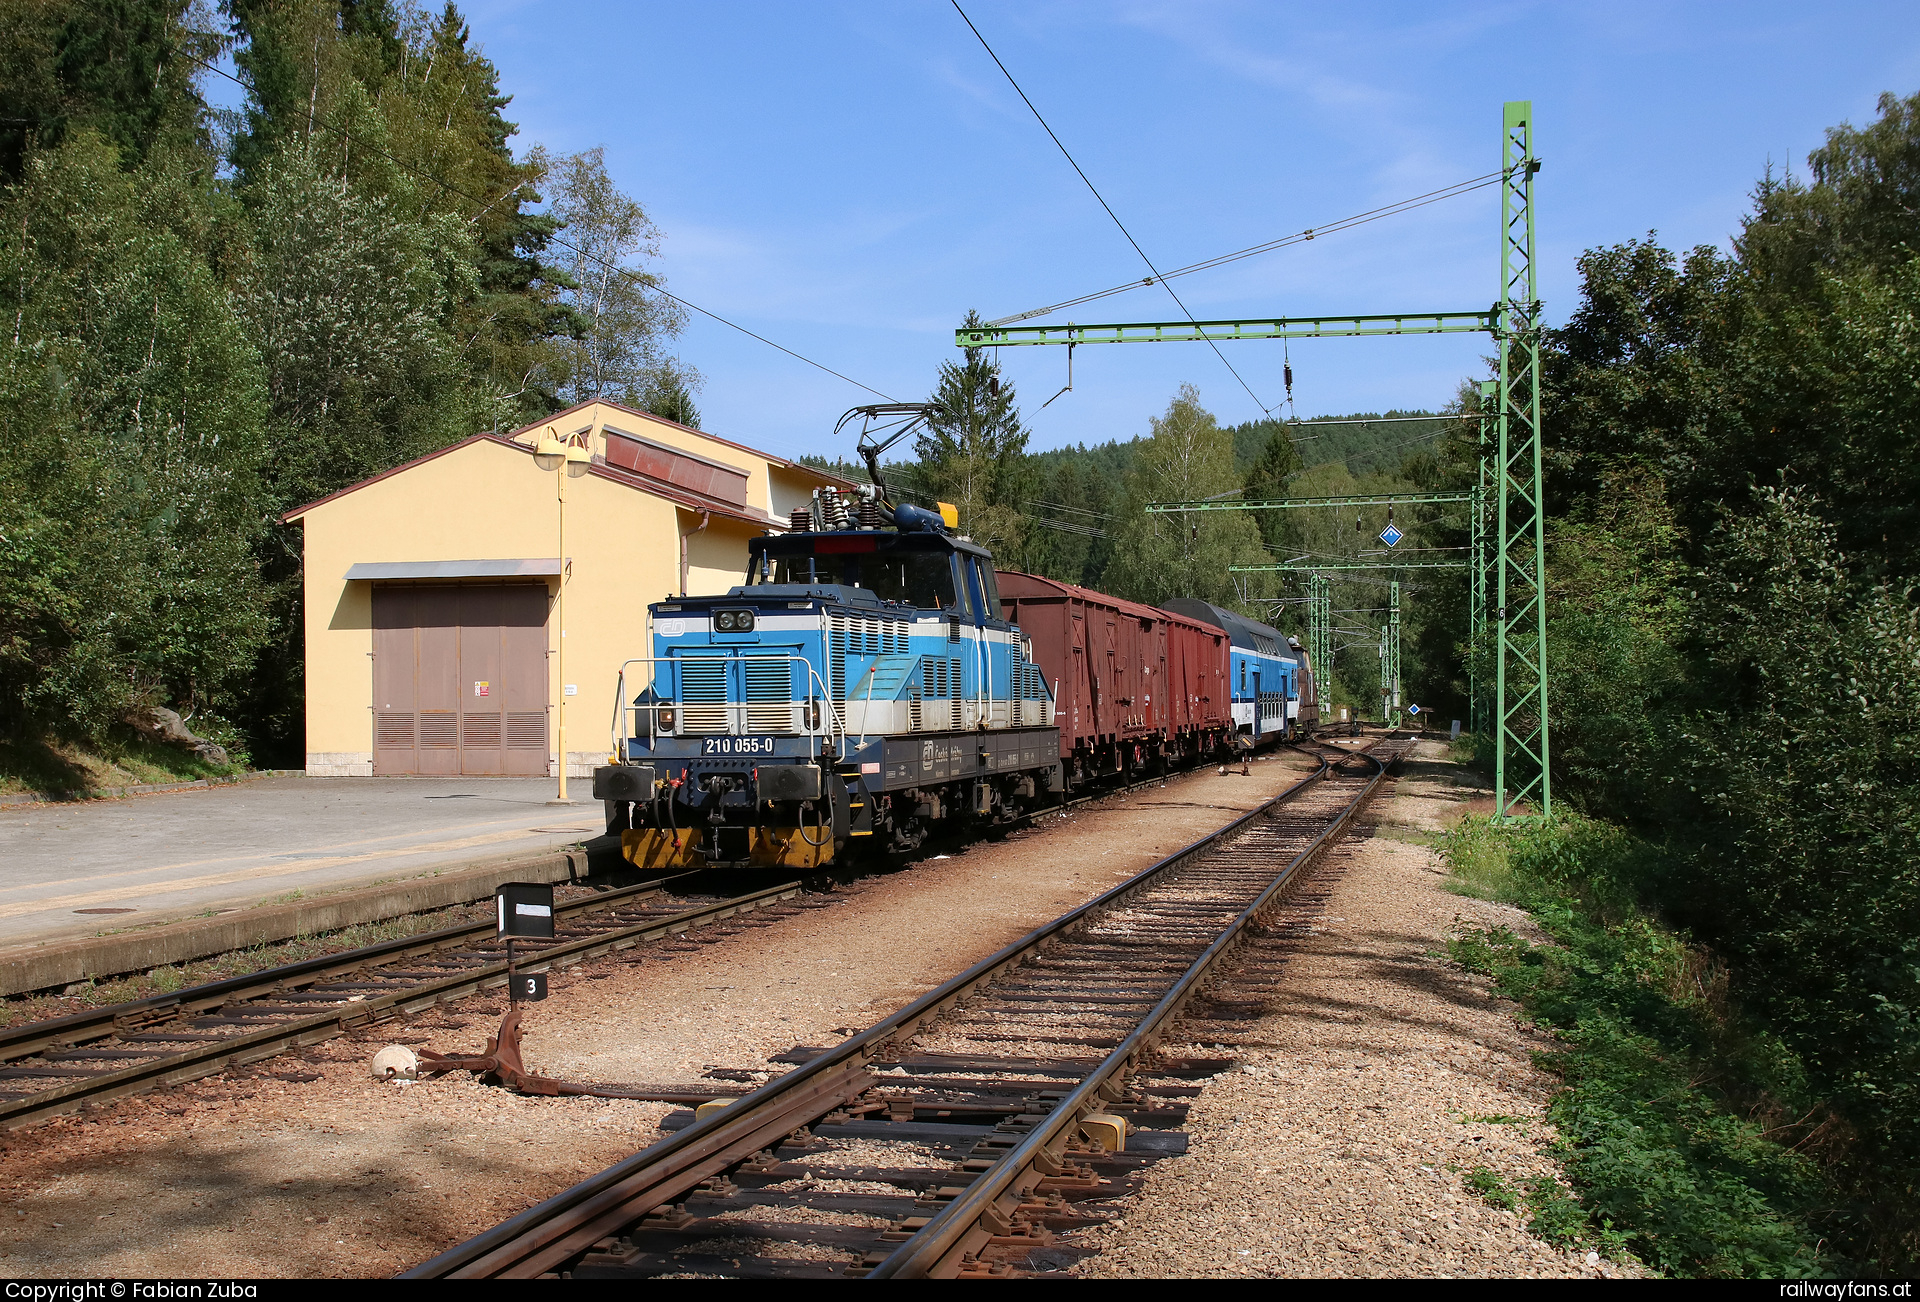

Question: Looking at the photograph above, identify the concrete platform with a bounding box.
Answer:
[0,777,612,985]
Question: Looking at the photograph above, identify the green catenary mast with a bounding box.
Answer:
[962,102,1552,817]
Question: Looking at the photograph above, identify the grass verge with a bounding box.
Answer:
[1440,814,1837,1277]
[0,728,249,796]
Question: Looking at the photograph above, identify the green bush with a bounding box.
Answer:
[1443,816,1834,1276]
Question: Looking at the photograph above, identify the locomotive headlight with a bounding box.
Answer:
[656,701,676,730]
[734,610,755,632]
[715,611,737,631]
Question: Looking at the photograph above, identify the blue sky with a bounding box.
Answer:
[450,3,1917,460]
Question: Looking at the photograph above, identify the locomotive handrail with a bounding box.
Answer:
[609,654,839,761]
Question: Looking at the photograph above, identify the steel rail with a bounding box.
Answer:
[405,745,1374,1280]
[0,734,1314,1128]
[0,872,718,1064]
[0,879,806,1129]
[871,745,1393,1277]
[4,740,1231,1070]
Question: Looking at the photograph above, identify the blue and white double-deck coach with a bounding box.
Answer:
[1162,598,1310,743]
[593,489,1060,871]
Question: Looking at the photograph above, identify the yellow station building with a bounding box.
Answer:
[284,399,849,778]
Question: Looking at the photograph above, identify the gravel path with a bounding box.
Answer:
[0,753,1316,1278]
[1069,740,1638,1278]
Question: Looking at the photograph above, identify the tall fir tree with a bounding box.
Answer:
[916,310,1030,552]
[1241,427,1304,552]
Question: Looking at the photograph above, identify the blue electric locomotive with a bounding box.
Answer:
[593,487,1062,871]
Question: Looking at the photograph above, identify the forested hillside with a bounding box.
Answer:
[0,0,695,778]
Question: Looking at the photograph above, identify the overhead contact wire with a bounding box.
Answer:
[989,172,1504,327]
[950,1,1275,416]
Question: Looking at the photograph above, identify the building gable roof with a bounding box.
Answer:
[506,398,857,490]
[280,433,785,528]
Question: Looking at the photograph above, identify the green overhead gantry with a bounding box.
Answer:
[1471,379,1497,738]
[1230,561,1469,573]
[957,102,1551,819]
[961,310,1494,348]
[1241,561,1469,729]
[1308,574,1331,722]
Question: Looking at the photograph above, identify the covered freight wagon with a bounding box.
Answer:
[997,572,1233,783]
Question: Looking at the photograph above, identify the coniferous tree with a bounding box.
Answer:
[917,310,1029,552]
[1241,427,1303,553]
[0,0,216,179]
[639,369,702,429]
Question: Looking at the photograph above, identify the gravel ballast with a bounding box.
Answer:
[1069,740,1636,1278]
[0,754,1316,1278]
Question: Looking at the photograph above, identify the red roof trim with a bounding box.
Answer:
[509,398,857,489]
[585,459,782,529]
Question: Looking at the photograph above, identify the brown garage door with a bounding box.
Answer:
[372,585,549,775]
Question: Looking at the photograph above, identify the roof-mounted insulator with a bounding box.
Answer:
[789,507,811,532]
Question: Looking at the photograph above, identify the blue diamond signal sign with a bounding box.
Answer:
[1408,703,1422,716]
[1379,523,1405,548]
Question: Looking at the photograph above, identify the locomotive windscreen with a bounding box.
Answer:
[748,536,960,610]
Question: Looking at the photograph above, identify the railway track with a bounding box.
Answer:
[0,877,840,1130]
[0,738,1321,1131]
[406,738,1408,1280]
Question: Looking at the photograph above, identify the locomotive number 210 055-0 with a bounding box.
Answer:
[700,735,776,756]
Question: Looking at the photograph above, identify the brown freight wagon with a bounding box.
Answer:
[998,572,1234,784]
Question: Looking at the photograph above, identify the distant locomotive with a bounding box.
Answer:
[591,407,1314,872]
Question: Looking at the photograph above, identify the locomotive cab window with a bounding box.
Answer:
[973,560,1003,623]
[951,556,978,622]
[867,552,959,609]
[749,537,959,610]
